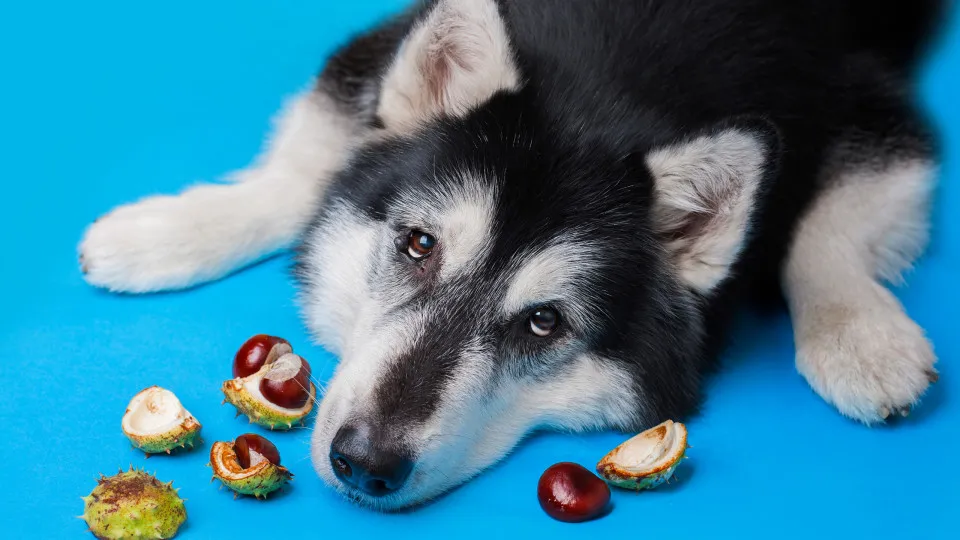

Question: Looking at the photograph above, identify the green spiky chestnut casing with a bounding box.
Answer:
[81,467,186,540]
[596,419,689,490]
[122,386,202,455]
[210,438,292,499]
[222,337,314,430]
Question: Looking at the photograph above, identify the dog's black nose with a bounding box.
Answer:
[329,422,413,496]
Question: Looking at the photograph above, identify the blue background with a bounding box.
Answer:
[1,1,958,538]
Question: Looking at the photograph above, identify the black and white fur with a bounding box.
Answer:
[79,0,947,509]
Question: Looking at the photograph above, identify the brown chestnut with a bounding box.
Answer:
[259,353,313,409]
[538,462,611,523]
[234,433,281,469]
[233,335,291,378]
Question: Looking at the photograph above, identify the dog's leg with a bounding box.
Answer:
[783,156,938,424]
[79,89,363,293]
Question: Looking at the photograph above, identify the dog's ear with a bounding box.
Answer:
[378,0,520,131]
[646,118,780,294]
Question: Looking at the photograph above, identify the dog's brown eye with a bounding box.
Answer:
[529,308,559,337]
[407,230,436,260]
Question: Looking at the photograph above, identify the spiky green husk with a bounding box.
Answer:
[125,418,202,455]
[81,467,186,540]
[209,441,292,499]
[221,378,314,430]
[213,465,292,499]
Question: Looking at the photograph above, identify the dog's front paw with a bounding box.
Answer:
[79,193,224,293]
[795,296,938,424]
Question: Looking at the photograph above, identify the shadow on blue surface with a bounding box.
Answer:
[0,1,957,538]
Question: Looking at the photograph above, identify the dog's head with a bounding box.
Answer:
[297,0,778,509]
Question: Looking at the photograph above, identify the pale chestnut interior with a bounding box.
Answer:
[240,370,314,415]
[123,386,193,436]
[601,420,686,474]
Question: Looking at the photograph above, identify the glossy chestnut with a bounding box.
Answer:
[233,334,290,378]
[234,433,282,469]
[537,462,611,523]
[259,353,313,409]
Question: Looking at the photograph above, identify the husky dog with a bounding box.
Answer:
[80,0,947,509]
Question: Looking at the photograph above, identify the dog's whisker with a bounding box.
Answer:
[292,377,324,409]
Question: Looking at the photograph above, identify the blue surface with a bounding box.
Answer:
[1,1,958,538]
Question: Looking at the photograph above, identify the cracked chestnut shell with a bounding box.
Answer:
[209,434,292,499]
[537,462,611,523]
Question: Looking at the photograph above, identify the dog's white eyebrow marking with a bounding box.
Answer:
[502,238,604,330]
[394,171,497,280]
[435,186,496,280]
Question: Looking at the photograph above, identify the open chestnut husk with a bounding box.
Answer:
[121,386,202,456]
[596,419,688,490]
[222,335,315,430]
[209,434,292,499]
[538,462,611,523]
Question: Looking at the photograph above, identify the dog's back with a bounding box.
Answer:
[503,0,942,295]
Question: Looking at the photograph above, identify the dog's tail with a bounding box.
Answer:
[845,0,953,72]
